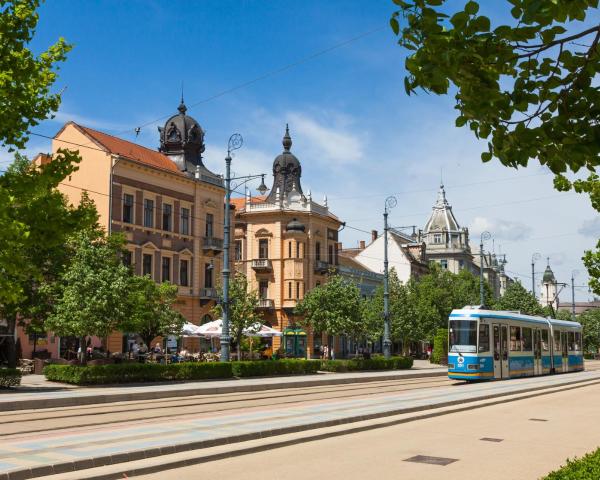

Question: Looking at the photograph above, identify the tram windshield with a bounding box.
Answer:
[449,320,477,353]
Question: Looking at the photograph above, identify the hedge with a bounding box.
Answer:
[543,448,600,479]
[231,359,321,377]
[320,356,413,373]
[431,328,448,365]
[0,368,22,388]
[43,362,233,385]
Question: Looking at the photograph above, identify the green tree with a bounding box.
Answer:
[411,263,491,337]
[123,275,186,352]
[295,275,363,356]
[0,0,71,149]
[212,273,262,360]
[45,229,134,362]
[391,0,600,287]
[0,152,95,366]
[493,281,546,316]
[578,308,600,354]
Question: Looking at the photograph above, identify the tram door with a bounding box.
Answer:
[533,329,542,375]
[493,324,510,379]
[561,332,569,373]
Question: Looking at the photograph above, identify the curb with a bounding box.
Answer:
[1,370,447,412]
[3,375,599,480]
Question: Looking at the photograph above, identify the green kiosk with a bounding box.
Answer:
[283,327,307,358]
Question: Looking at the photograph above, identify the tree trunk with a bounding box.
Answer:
[79,336,86,364]
[6,314,17,369]
[236,333,242,361]
[32,333,38,359]
[104,335,110,358]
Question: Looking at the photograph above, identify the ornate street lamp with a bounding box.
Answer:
[220,134,268,362]
[479,231,491,306]
[383,195,397,359]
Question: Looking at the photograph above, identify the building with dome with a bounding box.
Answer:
[416,183,513,298]
[540,260,559,311]
[232,125,344,358]
[417,184,473,274]
[25,101,226,357]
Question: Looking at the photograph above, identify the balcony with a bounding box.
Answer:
[199,287,219,300]
[256,298,274,310]
[251,259,272,272]
[202,237,224,252]
[314,260,333,274]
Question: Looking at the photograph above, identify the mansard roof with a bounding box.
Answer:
[423,184,461,233]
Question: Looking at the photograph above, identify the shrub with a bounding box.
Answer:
[543,448,600,479]
[431,328,448,365]
[0,368,22,388]
[320,356,413,372]
[43,362,233,385]
[231,359,320,377]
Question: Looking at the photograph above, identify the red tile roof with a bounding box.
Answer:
[70,123,181,174]
[230,195,267,211]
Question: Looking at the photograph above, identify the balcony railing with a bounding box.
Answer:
[200,287,219,300]
[256,298,274,309]
[314,260,332,273]
[251,259,272,271]
[202,237,224,251]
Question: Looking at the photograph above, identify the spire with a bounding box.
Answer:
[178,85,187,114]
[282,123,292,152]
[435,183,449,208]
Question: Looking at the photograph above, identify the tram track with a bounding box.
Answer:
[0,376,456,438]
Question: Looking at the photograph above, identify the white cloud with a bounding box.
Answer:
[469,216,532,241]
[578,217,600,238]
[287,111,365,167]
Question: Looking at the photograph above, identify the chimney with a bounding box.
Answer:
[359,240,365,250]
[371,230,378,242]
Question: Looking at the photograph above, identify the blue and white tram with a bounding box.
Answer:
[447,307,583,381]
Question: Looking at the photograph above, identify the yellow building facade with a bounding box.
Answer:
[38,101,225,353]
[233,127,343,357]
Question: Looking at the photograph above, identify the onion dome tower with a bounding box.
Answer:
[266,125,303,202]
[158,98,220,182]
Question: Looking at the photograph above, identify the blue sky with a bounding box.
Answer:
[7,0,599,301]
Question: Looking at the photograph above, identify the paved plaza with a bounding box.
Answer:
[1,370,600,479]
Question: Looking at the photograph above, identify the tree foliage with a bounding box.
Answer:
[45,229,134,359]
[578,307,600,353]
[492,280,546,315]
[0,0,71,149]
[122,275,186,351]
[212,273,262,360]
[0,152,95,367]
[295,274,363,340]
[391,0,600,285]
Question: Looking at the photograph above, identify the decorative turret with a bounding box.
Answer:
[266,124,303,202]
[158,99,220,184]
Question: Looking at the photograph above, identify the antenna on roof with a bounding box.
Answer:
[181,81,184,104]
[134,127,141,138]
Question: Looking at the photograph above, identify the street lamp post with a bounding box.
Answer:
[531,253,541,298]
[383,195,397,359]
[479,231,491,305]
[571,270,579,321]
[220,134,268,363]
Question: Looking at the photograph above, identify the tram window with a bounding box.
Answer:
[510,326,522,351]
[568,332,575,351]
[575,332,581,351]
[522,327,532,351]
[478,324,490,352]
[553,330,561,351]
[541,330,549,351]
[449,320,477,353]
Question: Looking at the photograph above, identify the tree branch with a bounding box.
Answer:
[515,24,600,58]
